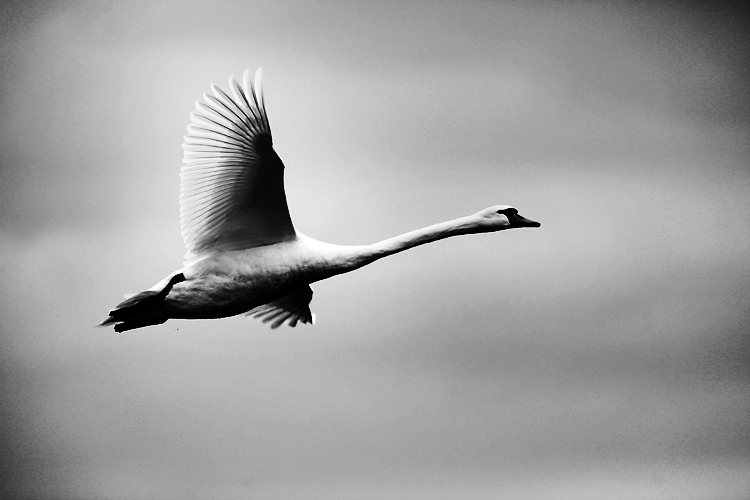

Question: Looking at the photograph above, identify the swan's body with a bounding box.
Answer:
[100,69,540,332]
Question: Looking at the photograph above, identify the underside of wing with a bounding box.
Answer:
[246,285,316,329]
[181,68,296,264]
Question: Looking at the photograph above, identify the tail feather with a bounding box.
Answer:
[99,273,185,332]
[99,316,118,327]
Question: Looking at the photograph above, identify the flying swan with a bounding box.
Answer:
[100,69,540,332]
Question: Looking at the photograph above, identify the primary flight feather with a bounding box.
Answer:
[100,69,540,332]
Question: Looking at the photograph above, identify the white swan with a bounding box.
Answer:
[100,69,540,332]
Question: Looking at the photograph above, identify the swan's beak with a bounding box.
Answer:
[512,213,541,228]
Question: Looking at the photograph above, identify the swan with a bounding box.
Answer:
[100,69,540,332]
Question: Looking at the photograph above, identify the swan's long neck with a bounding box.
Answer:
[367,216,478,259]
[298,215,486,283]
[340,215,484,272]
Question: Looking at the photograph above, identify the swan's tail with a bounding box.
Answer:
[99,273,185,332]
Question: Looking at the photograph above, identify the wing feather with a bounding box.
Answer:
[180,68,296,263]
[246,285,315,329]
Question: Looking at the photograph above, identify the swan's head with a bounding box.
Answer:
[472,205,541,232]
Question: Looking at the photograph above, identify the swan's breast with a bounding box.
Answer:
[165,244,307,319]
[164,236,363,319]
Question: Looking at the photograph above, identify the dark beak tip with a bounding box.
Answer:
[516,215,541,228]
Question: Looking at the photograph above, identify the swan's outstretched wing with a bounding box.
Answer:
[181,68,295,264]
[246,285,316,329]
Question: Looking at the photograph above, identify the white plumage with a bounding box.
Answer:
[100,69,540,332]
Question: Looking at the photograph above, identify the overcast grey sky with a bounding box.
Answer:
[1,1,748,499]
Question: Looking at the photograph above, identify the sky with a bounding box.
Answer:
[1,1,749,499]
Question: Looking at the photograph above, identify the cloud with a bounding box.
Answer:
[1,1,748,499]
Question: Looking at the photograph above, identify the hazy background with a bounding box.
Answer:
[1,1,748,499]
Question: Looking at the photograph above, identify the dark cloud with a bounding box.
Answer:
[1,1,748,499]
